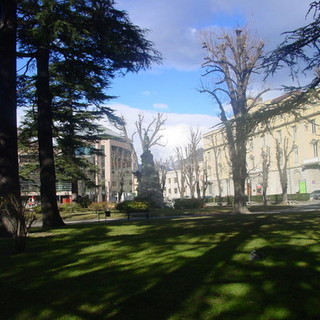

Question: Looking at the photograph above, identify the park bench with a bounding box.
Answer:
[97,210,111,221]
[127,210,149,220]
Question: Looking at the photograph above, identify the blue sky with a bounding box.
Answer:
[103,0,314,158]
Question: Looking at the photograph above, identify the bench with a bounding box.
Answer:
[97,210,111,221]
[127,210,149,220]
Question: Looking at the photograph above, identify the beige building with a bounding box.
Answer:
[79,128,138,202]
[163,156,208,201]
[203,93,320,198]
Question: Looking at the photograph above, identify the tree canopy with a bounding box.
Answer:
[16,0,161,227]
[264,1,320,89]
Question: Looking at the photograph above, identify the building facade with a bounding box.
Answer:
[79,128,138,202]
[203,94,320,199]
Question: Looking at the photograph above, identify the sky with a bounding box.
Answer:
[102,0,315,159]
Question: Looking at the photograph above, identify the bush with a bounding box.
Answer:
[116,201,150,213]
[59,202,82,213]
[173,198,204,209]
[214,196,234,206]
[88,202,116,212]
[74,195,92,208]
[32,205,42,214]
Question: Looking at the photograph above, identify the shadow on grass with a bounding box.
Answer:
[0,212,320,320]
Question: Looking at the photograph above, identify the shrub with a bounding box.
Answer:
[88,202,115,212]
[59,202,82,213]
[214,196,234,206]
[32,205,42,214]
[173,198,204,209]
[116,200,150,213]
[74,195,92,208]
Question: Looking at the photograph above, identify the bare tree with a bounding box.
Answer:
[155,158,170,197]
[171,152,186,198]
[114,115,138,170]
[201,161,209,199]
[111,146,131,202]
[205,134,225,204]
[201,28,266,213]
[189,129,202,198]
[172,129,202,199]
[261,146,271,205]
[275,137,294,204]
[135,113,166,152]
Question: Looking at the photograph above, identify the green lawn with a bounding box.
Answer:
[29,204,296,223]
[1,212,320,320]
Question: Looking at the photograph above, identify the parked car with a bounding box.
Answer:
[310,190,320,200]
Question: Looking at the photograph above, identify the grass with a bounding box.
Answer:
[1,211,320,320]
[29,203,296,223]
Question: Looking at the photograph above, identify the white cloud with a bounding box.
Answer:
[153,103,169,110]
[103,103,219,160]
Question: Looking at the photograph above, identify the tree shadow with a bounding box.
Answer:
[0,212,320,319]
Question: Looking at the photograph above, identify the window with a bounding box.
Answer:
[168,178,171,184]
[250,155,255,169]
[174,188,178,194]
[294,146,299,164]
[276,130,282,142]
[174,177,178,183]
[311,120,317,134]
[312,141,318,157]
[291,126,297,140]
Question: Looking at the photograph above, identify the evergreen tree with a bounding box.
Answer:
[0,0,22,236]
[264,1,320,89]
[17,0,161,227]
[0,0,19,199]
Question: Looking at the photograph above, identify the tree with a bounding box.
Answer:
[264,1,320,89]
[201,161,210,200]
[170,153,186,199]
[172,129,202,199]
[17,0,161,227]
[201,28,265,213]
[204,133,224,204]
[275,137,294,204]
[155,158,170,197]
[189,129,202,199]
[111,146,132,202]
[261,147,271,205]
[0,1,19,200]
[0,0,26,242]
[135,113,165,207]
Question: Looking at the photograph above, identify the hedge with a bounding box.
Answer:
[173,198,204,209]
[116,200,150,213]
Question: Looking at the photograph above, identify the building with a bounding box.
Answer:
[203,93,320,198]
[79,128,138,202]
[20,127,138,204]
[163,150,208,201]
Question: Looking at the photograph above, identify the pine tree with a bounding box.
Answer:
[17,0,161,226]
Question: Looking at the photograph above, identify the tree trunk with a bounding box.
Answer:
[231,137,250,214]
[0,0,24,239]
[232,171,249,214]
[118,177,124,202]
[36,47,64,227]
[280,171,288,204]
[71,180,78,200]
[0,0,20,199]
